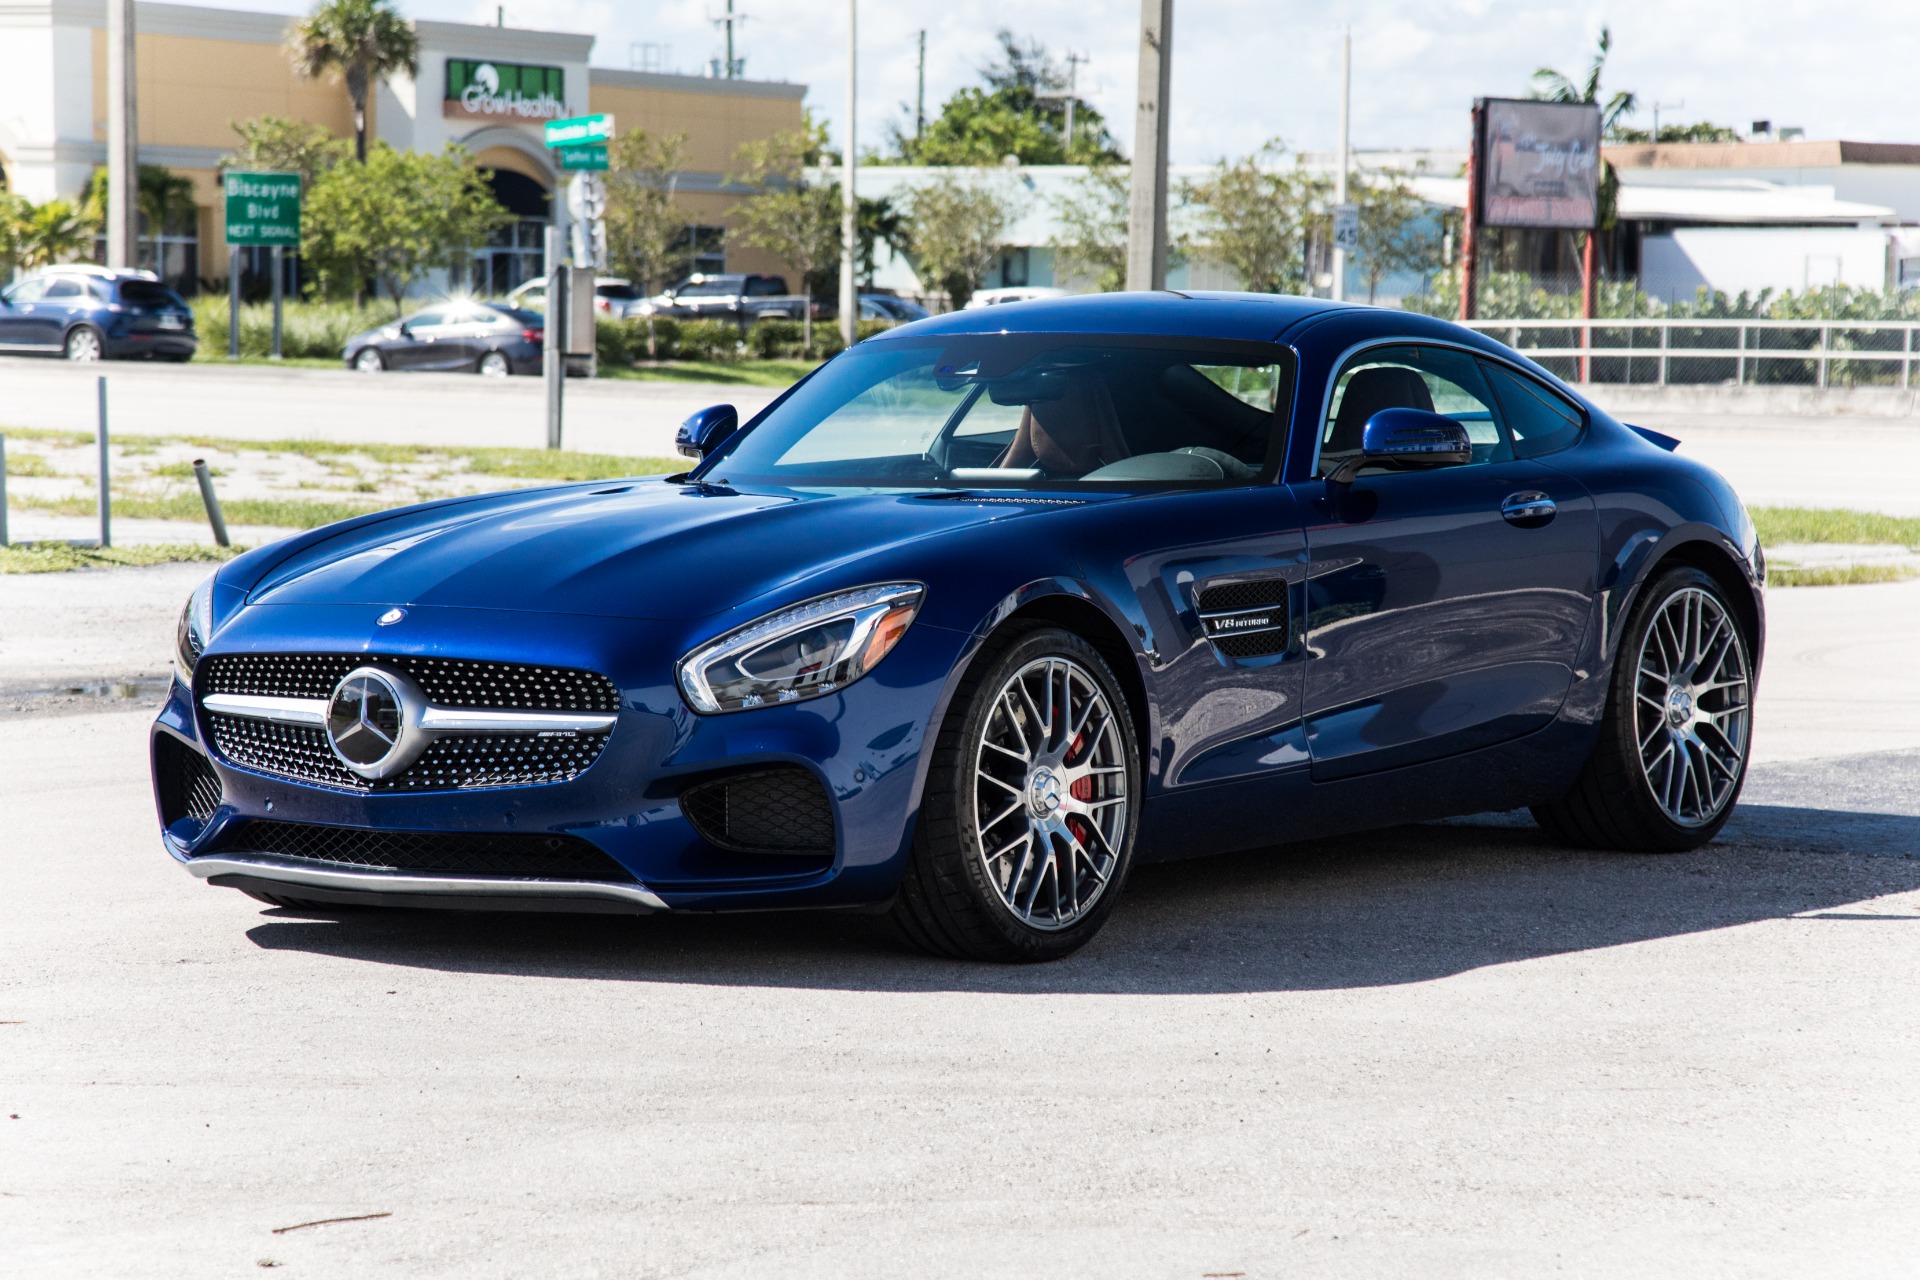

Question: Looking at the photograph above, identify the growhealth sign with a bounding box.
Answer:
[1479,98,1602,230]
[224,171,301,247]
[445,58,568,121]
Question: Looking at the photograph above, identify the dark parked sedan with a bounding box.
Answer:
[0,266,196,362]
[343,303,544,376]
[157,292,1763,962]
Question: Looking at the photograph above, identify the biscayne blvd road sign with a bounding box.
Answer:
[224,171,301,247]
[544,114,613,147]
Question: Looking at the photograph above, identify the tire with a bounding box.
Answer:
[64,326,105,362]
[353,348,385,373]
[890,625,1141,962]
[477,350,511,377]
[1533,565,1755,851]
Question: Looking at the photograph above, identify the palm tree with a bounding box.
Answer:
[16,200,96,270]
[1531,25,1635,232]
[287,0,419,163]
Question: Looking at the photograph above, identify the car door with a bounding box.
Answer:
[1296,343,1599,781]
[0,278,51,348]
[36,277,89,346]
[385,309,446,370]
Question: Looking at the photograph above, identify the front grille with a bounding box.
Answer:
[202,820,633,881]
[680,767,836,855]
[203,653,619,711]
[1196,577,1291,659]
[155,734,222,835]
[199,652,618,792]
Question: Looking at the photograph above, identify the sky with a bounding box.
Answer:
[203,0,1920,164]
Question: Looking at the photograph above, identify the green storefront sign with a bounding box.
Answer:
[224,171,301,247]
[445,58,567,121]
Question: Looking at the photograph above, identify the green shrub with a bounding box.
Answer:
[191,297,391,361]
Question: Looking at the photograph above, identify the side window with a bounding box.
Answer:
[1320,344,1510,475]
[3,279,48,305]
[406,310,447,329]
[1480,361,1585,458]
[44,278,84,299]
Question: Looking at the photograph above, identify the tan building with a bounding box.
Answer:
[0,0,806,294]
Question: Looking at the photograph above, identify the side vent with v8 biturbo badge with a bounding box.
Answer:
[1195,578,1292,659]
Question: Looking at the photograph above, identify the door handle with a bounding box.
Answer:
[1501,491,1557,527]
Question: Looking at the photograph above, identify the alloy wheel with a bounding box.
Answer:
[971,656,1129,931]
[478,352,510,377]
[65,328,103,362]
[1632,586,1751,827]
[355,349,384,373]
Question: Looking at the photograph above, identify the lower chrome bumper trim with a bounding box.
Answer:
[182,854,669,911]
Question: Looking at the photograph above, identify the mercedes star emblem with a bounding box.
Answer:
[326,669,409,775]
[377,607,407,626]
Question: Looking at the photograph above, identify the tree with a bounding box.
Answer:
[1612,120,1743,144]
[884,31,1121,166]
[302,143,506,309]
[14,199,95,271]
[1185,140,1328,295]
[1351,174,1442,304]
[287,0,419,162]
[730,121,841,354]
[80,164,197,239]
[1049,162,1187,293]
[0,192,30,282]
[1531,25,1635,234]
[604,128,688,358]
[856,196,907,289]
[900,173,1022,309]
[223,116,351,186]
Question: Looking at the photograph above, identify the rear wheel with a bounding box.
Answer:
[354,348,385,373]
[64,326,104,362]
[1534,565,1754,851]
[891,626,1139,962]
[477,350,511,377]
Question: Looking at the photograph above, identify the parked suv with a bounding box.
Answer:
[0,265,196,362]
[639,273,811,322]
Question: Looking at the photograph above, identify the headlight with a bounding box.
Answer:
[174,575,214,682]
[677,583,924,714]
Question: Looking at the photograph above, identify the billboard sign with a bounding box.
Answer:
[224,172,301,246]
[444,58,568,121]
[1480,98,1602,229]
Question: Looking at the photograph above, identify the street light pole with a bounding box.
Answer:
[839,0,857,346]
[1331,29,1350,303]
[1125,0,1174,292]
[106,0,138,270]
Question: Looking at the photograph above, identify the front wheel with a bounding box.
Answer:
[891,626,1140,962]
[476,350,511,377]
[64,326,105,362]
[1534,565,1755,851]
[353,348,385,373]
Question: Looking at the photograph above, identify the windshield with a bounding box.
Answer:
[699,335,1295,489]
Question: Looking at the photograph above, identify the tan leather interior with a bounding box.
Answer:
[997,379,1129,474]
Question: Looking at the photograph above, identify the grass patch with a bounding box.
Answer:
[1,427,92,447]
[1752,506,1920,547]
[601,359,815,388]
[0,541,244,574]
[4,451,57,478]
[189,355,345,370]
[1769,563,1918,588]
[16,491,382,529]
[453,447,681,482]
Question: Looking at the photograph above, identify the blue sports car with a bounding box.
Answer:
[152,293,1763,962]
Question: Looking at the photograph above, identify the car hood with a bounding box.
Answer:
[247,479,1068,620]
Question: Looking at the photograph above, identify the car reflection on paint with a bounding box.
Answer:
[341,302,544,376]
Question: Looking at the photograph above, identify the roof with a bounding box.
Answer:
[1604,140,1920,171]
[1406,175,1894,226]
[872,290,1355,343]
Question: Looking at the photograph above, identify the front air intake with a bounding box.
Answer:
[155,734,223,838]
[679,767,836,855]
[1196,577,1292,659]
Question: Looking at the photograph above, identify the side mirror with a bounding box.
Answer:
[676,404,739,460]
[1328,408,1473,484]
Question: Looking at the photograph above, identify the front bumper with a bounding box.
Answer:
[153,600,970,914]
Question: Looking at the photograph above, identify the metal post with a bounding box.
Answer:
[0,435,10,548]
[544,225,566,450]
[915,30,926,140]
[1460,100,1482,321]
[1125,0,1175,292]
[1818,323,1830,389]
[228,254,242,360]
[106,0,138,270]
[96,377,111,549]
[1658,321,1669,386]
[1904,325,1912,391]
[1330,29,1350,303]
[192,459,230,547]
[838,0,858,348]
[1737,324,1746,386]
[270,245,284,360]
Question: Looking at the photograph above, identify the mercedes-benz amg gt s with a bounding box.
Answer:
[153,292,1763,962]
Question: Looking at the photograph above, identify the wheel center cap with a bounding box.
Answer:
[1666,686,1695,728]
[1026,767,1064,817]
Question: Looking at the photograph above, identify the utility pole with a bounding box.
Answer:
[839,0,857,346]
[1125,0,1174,292]
[915,30,926,140]
[1062,51,1087,153]
[1650,99,1684,143]
[106,0,138,270]
[1330,29,1351,302]
[713,0,745,79]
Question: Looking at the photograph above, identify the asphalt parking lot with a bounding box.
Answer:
[4,548,1919,1275]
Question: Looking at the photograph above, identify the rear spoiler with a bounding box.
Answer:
[1625,423,1680,452]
